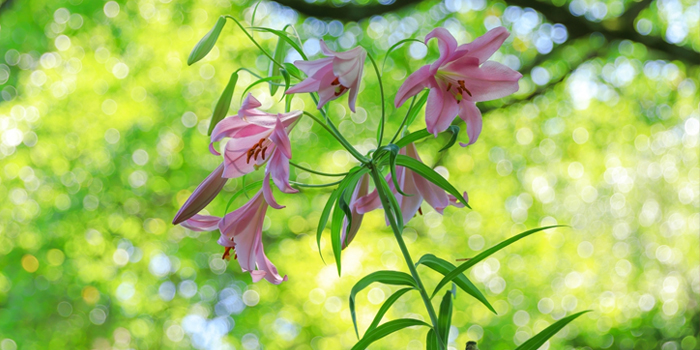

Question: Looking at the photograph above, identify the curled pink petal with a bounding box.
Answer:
[394,65,431,108]
[458,102,483,146]
[286,43,366,112]
[262,173,285,210]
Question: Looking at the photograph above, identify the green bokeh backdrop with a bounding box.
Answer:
[0,0,698,349]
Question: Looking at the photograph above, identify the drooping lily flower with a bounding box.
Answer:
[356,143,467,224]
[395,27,522,145]
[181,184,288,284]
[210,94,301,193]
[172,163,228,225]
[286,41,366,112]
[341,174,369,249]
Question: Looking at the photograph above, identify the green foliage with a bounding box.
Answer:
[0,0,698,349]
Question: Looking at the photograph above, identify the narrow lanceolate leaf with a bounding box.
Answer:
[250,27,308,61]
[268,35,286,95]
[437,289,454,345]
[349,271,417,338]
[187,16,226,66]
[416,254,495,314]
[280,68,291,100]
[439,125,460,152]
[366,287,415,333]
[395,154,469,207]
[374,171,404,231]
[431,225,568,298]
[377,144,410,197]
[208,71,238,135]
[316,188,340,262]
[405,90,429,127]
[514,311,591,350]
[283,62,302,80]
[351,319,430,350]
[395,128,431,149]
[426,329,440,350]
[330,188,347,276]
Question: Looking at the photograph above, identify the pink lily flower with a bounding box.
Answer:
[181,183,288,284]
[395,27,522,145]
[172,163,228,225]
[355,143,467,224]
[286,41,366,112]
[211,94,300,194]
[341,174,369,249]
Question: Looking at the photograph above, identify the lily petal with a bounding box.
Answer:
[395,65,431,108]
[457,27,510,64]
[456,61,523,102]
[181,214,221,231]
[458,101,483,146]
[425,28,458,72]
[262,173,285,210]
[425,86,459,136]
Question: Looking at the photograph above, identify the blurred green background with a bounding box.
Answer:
[0,0,698,349]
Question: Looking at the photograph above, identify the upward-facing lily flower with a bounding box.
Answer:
[355,143,466,224]
[181,183,288,285]
[341,174,369,249]
[210,94,301,193]
[286,41,366,112]
[172,163,227,225]
[395,27,522,145]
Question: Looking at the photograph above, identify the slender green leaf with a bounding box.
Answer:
[437,289,454,345]
[329,168,367,276]
[208,71,239,135]
[426,329,439,350]
[338,187,353,247]
[416,254,495,314]
[316,188,340,263]
[250,1,262,26]
[351,318,430,350]
[268,35,286,95]
[373,171,404,231]
[240,75,283,101]
[283,62,302,80]
[405,90,429,127]
[366,287,415,333]
[439,125,460,152]
[395,128,431,149]
[431,225,568,298]
[514,311,591,350]
[349,271,417,338]
[377,144,411,197]
[250,27,308,61]
[187,16,226,65]
[395,154,469,207]
[279,68,291,101]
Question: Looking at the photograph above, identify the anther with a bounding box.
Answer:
[458,80,472,96]
[258,138,266,147]
[222,246,234,261]
[261,146,268,159]
[331,77,340,86]
[418,207,423,215]
[446,83,452,92]
[254,148,262,160]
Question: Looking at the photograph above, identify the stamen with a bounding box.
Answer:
[458,80,472,96]
[446,83,452,92]
[254,148,262,160]
[222,246,234,261]
[331,77,340,86]
[261,146,268,159]
[418,207,423,215]
[334,85,347,96]
[258,138,266,147]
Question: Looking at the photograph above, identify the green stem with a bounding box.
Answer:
[289,161,348,177]
[389,95,417,145]
[290,179,343,188]
[368,166,445,349]
[225,15,285,70]
[367,53,386,148]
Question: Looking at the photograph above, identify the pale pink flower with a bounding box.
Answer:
[181,184,287,284]
[341,174,370,249]
[210,94,300,194]
[286,41,366,112]
[356,143,466,223]
[395,27,522,145]
[172,163,228,225]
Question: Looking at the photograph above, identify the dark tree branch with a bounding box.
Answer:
[505,0,698,64]
[272,0,426,22]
